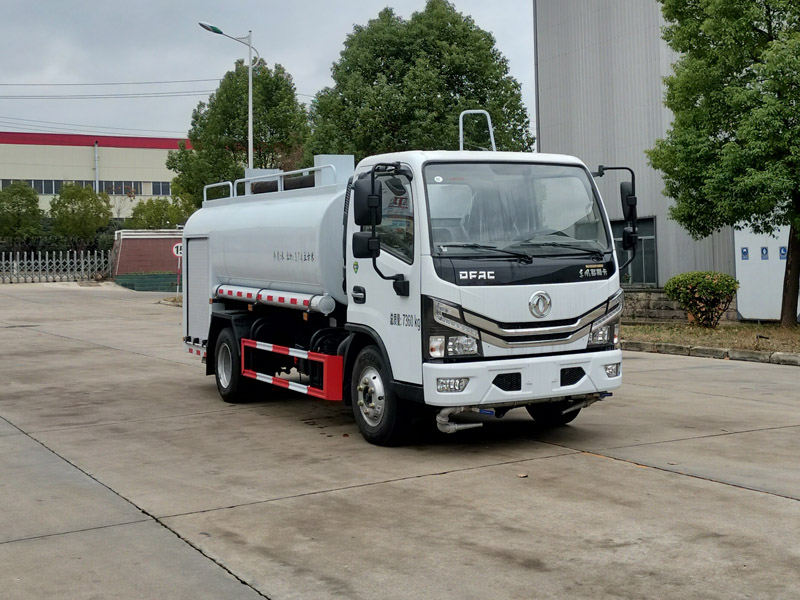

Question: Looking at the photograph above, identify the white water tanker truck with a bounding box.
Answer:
[182,112,640,446]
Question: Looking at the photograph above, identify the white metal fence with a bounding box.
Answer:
[0,251,112,284]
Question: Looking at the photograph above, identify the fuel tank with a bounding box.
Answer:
[182,184,347,304]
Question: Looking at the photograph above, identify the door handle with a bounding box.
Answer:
[352,286,366,304]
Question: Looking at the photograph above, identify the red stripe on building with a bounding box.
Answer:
[0,131,191,150]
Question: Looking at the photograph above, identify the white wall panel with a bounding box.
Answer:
[534,0,734,285]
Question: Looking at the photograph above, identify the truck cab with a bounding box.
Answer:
[345,151,628,443]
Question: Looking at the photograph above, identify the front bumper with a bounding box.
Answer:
[421,349,622,407]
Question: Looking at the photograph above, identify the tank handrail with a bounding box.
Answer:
[203,181,234,203]
[233,164,338,196]
[459,109,497,152]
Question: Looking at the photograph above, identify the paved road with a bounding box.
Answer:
[1,283,798,599]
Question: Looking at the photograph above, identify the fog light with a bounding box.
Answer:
[429,336,445,358]
[604,363,620,378]
[447,335,478,356]
[437,377,469,393]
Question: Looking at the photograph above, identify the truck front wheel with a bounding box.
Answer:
[351,346,410,446]
[214,328,251,403]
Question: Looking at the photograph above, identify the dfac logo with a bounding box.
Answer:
[458,271,495,280]
[528,291,552,318]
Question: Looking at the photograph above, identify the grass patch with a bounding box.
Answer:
[622,322,800,353]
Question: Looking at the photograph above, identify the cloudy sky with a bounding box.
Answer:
[0,0,535,140]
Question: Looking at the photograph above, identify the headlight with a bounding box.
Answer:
[588,291,623,348]
[447,335,478,356]
[424,297,481,358]
[433,299,480,338]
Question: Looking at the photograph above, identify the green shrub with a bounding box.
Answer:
[664,271,739,328]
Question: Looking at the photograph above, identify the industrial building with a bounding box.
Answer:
[533,0,797,320]
[533,0,734,287]
[0,131,186,218]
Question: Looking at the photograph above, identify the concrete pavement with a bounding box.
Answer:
[1,282,798,599]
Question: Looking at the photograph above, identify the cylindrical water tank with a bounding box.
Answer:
[183,185,347,304]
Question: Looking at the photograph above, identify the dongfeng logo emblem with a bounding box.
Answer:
[529,291,552,318]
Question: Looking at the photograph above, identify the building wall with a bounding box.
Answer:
[0,132,184,218]
[534,0,735,286]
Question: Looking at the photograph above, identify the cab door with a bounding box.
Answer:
[345,168,422,385]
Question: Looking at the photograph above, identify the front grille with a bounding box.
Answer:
[492,372,522,392]
[560,367,585,387]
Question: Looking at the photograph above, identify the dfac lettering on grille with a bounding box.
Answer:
[458,271,495,280]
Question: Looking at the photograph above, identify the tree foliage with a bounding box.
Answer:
[648,0,800,326]
[127,196,195,230]
[167,59,309,207]
[307,0,534,160]
[49,183,111,244]
[0,180,43,239]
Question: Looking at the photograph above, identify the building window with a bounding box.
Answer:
[43,180,54,194]
[612,218,657,286]
[152,181,171,196]
[2,179,11,190]
[54,180,62,194]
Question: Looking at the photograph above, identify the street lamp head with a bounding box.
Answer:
[199,22,224,35]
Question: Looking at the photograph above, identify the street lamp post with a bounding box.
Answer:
[199,22,260,170]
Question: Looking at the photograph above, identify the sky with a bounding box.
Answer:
[0,0,535,140]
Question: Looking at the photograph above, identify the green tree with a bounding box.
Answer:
[307,0,534,161]
[0,180,43,239]
[127,196,195,229]
[49,183,111,245]
[648,0,800,327]
[167,59,309,207]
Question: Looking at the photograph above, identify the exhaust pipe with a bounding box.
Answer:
[436,407,484,434]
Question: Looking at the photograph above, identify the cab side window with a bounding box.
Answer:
[360,174,414,263]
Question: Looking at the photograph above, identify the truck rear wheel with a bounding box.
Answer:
[526,402,581,426]
[351,346,410,446]
[214,328,251,403]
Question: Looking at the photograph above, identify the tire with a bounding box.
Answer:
[214,328,252,403]
[351,346,410,446]
[526,401,581,427]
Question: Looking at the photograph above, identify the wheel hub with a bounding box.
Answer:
[356,366,385,427]
[218,344,232,388]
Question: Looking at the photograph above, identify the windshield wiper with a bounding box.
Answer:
[516,241,606,260]
[437,243,533,263]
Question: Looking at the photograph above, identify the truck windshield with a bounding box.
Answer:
[424,162,611,258]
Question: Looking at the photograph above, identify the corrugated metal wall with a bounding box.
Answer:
[533,0,734,285]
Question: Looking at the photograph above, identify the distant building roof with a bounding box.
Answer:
[0,131,192,150]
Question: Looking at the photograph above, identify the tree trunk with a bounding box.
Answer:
[780,218,800,328]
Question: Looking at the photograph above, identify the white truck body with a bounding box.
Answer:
[183,148,634,445]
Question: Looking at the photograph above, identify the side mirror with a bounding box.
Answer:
[353,176,382,226]
[352,231,381,258]
[620,181,637,223]
[622,226,638,251]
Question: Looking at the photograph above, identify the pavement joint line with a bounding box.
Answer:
[157,446,583,521]
[0,519,152,547]
[542,440,800,503]
[0,415,273,600]
[2,325,196,368]
[622,380,800,407]
[22,405,258,435]
[599,423,800,451]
